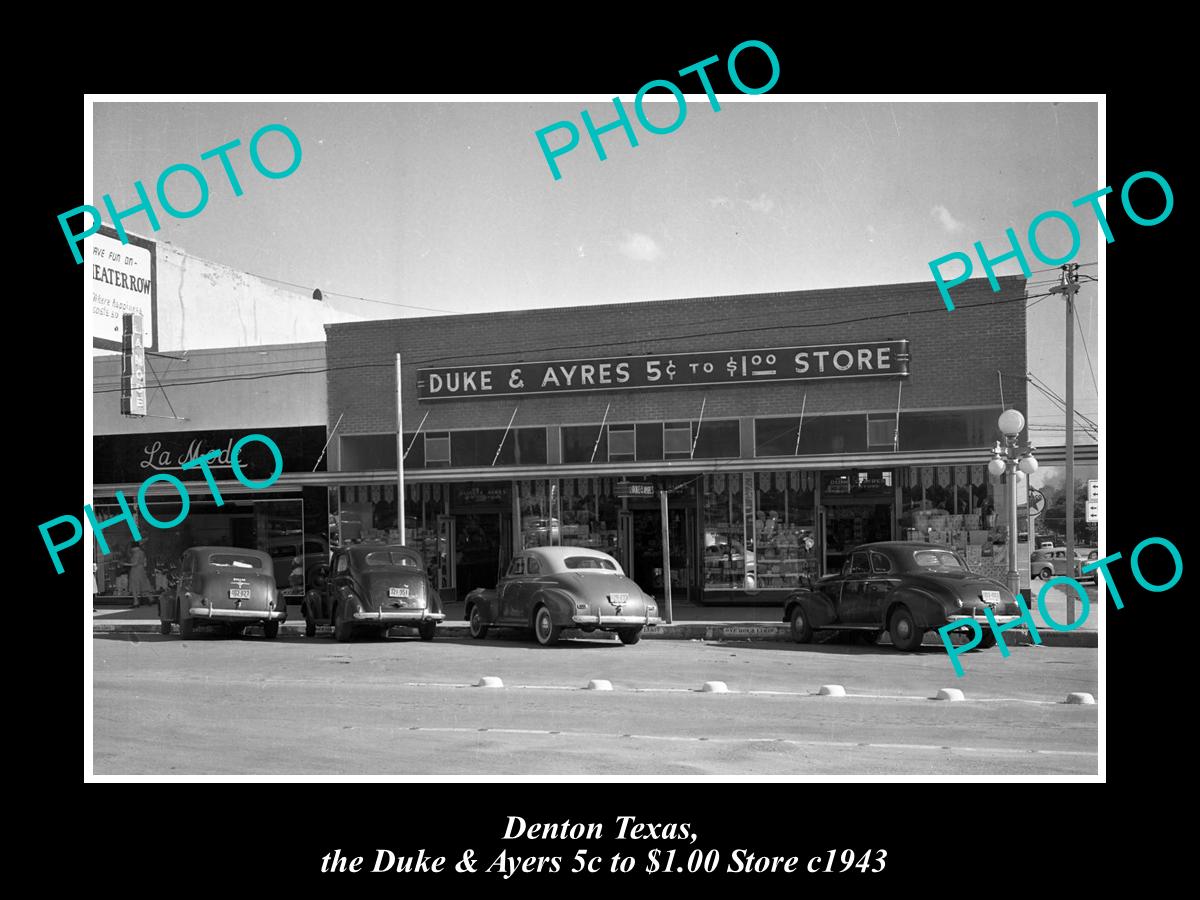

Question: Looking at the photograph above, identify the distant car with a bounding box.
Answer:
[781,541,1023,652]
[464,547,662,646]
[158,547,286,639]
[301,544,444,642]
[1079,549,1099,582]
[1031,547,1086,580]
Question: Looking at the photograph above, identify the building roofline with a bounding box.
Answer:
[324,275,1028,333]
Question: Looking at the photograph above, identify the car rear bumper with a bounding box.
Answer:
[353,610,446,623]
[944,614,1019,626]
[571,614,663,626]
[188,607,286,620]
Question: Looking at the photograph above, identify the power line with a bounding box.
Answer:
[95,290,1051,393]
[1074,311,1097,391]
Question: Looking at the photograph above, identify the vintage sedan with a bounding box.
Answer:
[301,544,444,642]
[1031,547,1086,580]
[158,547,286,639]
[781,541,1023,652]
[465,547,662,646]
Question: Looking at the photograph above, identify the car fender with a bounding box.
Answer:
[883,589,947,630]
[782,590,836,628]
[464,587,498,623]
[530,589,576,627]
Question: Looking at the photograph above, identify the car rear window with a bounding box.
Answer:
[564,556,618,571]
[911,550,968,572]
[209,554,265,569]
[364,551,419,567]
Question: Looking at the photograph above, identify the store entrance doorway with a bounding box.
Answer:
[454,513,504,599]
[625,506,690,599]
[821,503,893,574]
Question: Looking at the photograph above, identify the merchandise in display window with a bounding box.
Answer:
[898,465,1005,579]
[91,497,308,602]
[332,484,443,557]
[517,478,620,555]
[703,470,817,591]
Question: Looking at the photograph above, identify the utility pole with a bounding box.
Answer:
[1051,263,1080,623]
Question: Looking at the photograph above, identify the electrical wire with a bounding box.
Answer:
[1074,309,1098,391]
[1026,371,1097,429]
[95,290,1053,392]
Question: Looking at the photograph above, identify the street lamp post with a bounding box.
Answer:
[988,409,1038,596]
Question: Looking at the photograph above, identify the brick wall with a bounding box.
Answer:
[325,275,1027,439]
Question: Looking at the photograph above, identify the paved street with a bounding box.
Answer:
[92,631,1098,776]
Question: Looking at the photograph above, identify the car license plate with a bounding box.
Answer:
[980,590,1001,604]
[388,586,409,598]
[609,593,629,603]
[228,588,251,599]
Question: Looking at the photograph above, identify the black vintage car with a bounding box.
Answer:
[302,544,444,642]
[781,541,1022,651]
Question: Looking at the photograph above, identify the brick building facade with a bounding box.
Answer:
[324,276,1029,604]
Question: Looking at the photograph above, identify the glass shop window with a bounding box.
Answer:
[663,422,692,457]
[867,417,896,448]
[608,425,635,461]
[636,423,663,460]
[425,433,451,466]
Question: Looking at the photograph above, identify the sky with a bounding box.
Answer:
[90,98,1099,446]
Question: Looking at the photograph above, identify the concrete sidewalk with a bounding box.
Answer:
[92,580,1098,647]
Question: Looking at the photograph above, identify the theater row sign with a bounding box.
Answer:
[417,341,911,401]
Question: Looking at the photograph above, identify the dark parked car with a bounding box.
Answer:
[781,541,1022,652]
[301,544,444,642]
[464,547,662,646]
[158,547,285,639]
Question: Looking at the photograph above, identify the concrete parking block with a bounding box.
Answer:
[935,688,966,701]
[818,684,846,697]
[475,676,504,688]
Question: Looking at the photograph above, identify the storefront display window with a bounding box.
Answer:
[517,478,620,554]
[91,497,307,600]
[898,465,999,577]
[703,470,817,591]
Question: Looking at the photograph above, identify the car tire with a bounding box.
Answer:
[468,606,489,640]
[1039,567,1053,580]
[977,631,997,649]
[617,627,641,645]
[179,615,195,640]
[418,622,436,642]
[158,621,171,636]
[304,619,317,638]
[789,604,814,644]
[888,607,923,652]
[333,605,355,643]
[533,606,561,646]
[262,621,279,640]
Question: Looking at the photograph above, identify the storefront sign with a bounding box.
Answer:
[93,426,327,485]
[88,225,157,352]
[615,482,655,498]
[417,340,910,401]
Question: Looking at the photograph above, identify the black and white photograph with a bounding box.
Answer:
[77,92,1113,784]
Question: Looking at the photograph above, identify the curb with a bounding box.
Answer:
[92,619,1097,647]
